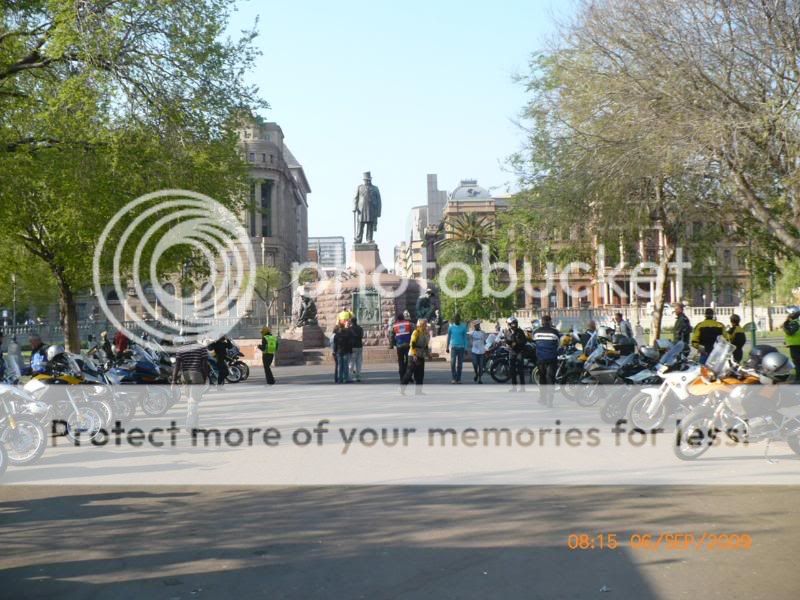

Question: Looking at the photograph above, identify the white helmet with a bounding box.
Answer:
[46,345,65,361]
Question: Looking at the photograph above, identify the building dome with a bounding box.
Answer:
[449,179,491,201]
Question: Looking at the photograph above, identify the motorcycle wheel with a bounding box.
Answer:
[0,417,47,466]
[65,406,104,444]
[575,379,603,407]
[787,435,800,456]
[141,387,170,417]
[600,398,626,424]
[225,365,243,384]
[235,361,250,381]
[490,361,510,384]
[626,393,667,431]
[0,442,7,478]
[559,373,583,402]
[90,400,115,429]
[114,396,136,424]
[673,408,715,461]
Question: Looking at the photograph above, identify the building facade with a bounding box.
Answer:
[238,119,310,317]
[308,236,346,275]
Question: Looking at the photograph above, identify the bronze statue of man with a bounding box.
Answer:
[353,171,382,244]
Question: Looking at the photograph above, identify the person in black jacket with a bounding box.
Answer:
[504,317,529,392]
[727,314,747,363]
[349,317,364,382]
[673,303,692,350]
[332,324,354,384]
[532,315,561,407]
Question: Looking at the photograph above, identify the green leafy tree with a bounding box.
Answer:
[0,1,264,350]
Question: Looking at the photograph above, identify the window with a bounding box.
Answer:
[260,181,273,237]
[262,153,266,162]
[270,154,274,164]
[249,182,256,237]
[245,130,251,139]
[248,152,255,162]
[723,249,732,267]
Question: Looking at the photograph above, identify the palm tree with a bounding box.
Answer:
[438,213,495,262]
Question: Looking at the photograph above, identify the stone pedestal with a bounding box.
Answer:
[283,323,326,349]
[350,242,382,273]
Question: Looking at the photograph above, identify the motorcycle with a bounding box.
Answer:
[623,341,700,430]
[0,384,48,466]
[75,354,137,424]
[226,342,249,382]
[23,354,105,444]
[674,343,796,460]
[598,345,666,424]
[489,342,536,384]
[106,345,175,417]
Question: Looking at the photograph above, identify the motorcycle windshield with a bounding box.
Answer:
[705,336,735,376]
[617,354,637,369]
[131,346,155,364]
[585,346,605,366]
[659,341,684,368]
[60,353,83,377]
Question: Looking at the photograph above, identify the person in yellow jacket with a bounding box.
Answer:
[691,308,728,360]
[258,326,279,385]
[401,319,430,394]
[783,308,800,381]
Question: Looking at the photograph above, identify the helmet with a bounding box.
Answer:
[46,345,65,361]
[761,352,794,382]
[506,316,518,326]
[745,345,779,370]
[640,346,660,363]
[612,334,630,346]
[598,326,614,341]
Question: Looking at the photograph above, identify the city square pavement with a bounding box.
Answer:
[1,362,799,598]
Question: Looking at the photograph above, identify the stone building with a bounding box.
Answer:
[238,119,310,317]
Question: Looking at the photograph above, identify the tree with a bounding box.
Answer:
[252,266,284,325]
[549,0,800,258]
[0,1,264,350]
[439,213,495,262]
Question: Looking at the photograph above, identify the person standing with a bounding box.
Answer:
[114,329,129,358]
[24,333,48,376]
[691,308,727,361]
[672,303,692,350]
[415,289,437,322]
[613,312,634,339]
[469,321,487,383]
[389,312,413,381]
[332,323,353,384]
[208,335,232,385]
[349,317,364,382]
[532,315,561,407]
[402,319,430,394]
[258,326,278,385]
[446,313,468,384]
[783,308,800,381]
[727,314,747,363]
[171,339,210,431]
[504,317,529,392]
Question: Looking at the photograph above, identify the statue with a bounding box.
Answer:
[353,171,382,244]
[415,288,438,322]
[296,295,318,327]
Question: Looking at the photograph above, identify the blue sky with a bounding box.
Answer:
[229,0,575,260]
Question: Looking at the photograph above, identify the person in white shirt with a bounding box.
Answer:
[469,321,488,383]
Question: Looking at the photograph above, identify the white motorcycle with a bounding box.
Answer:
[625,341,701,431]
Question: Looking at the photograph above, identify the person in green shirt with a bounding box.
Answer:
[258,326,279,385]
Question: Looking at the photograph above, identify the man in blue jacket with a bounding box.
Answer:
[533,315,561,407]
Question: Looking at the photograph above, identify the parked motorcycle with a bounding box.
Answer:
[106,345,175,417]
[599,345,666,424]
[0,384,48,466]
[623,341,699,430]
[23,358,105,444]
[674,343,797,460]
